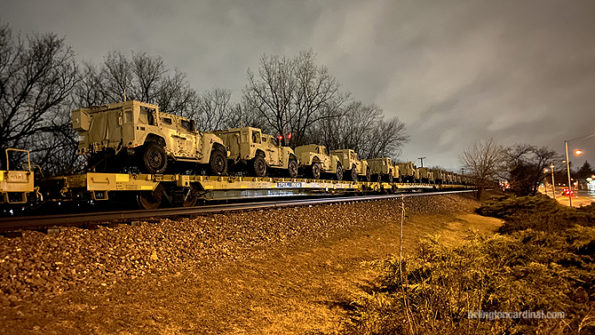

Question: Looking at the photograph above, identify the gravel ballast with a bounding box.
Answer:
[0,194,477,305]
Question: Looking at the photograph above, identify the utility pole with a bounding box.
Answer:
[550,163,556,200]
[417,156,426,168]
[565,140,572,207]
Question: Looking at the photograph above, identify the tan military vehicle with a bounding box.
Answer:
[445,171,454,184]
[431,168,445,184]
[211,127,298,178]
[72,100,228,175]
[367,157,399,183]
[294,144,343,180]
[396,162,419,183]
[417,167,434,183]
[330,149,370,182]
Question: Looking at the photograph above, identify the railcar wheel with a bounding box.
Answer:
[335,164,343,180]
[310,162,321,179]
[137,184,164,210]
[252,155,267,177]
[142,143,167,174]
[349,165,358,181]
[209,149,227,175]
[287,159,298,178]
[183,187,200,207]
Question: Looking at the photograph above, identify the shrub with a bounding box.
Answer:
[348,196,595,334]
[477,194,594,234]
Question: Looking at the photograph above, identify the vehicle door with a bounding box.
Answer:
[250,129,262,160]
[176,118,197,159]
[351,152,361,173]
[264,135,280,166]
[159,116,179,156]
[319,146,331,171]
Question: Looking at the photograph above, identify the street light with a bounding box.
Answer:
[574,149,584,157]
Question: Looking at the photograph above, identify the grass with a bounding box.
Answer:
[346,195,595,334]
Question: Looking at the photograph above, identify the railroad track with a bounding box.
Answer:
[0,190,475,232]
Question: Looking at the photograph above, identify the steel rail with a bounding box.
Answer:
[0,190,474,232]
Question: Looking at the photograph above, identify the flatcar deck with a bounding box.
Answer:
[39,172,469,206]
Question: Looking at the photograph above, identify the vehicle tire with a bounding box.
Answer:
[335,164,343,180]
[287,159,298,178]
[365,167,371,182]
[208,149,227,175]
[142,142,167,174]
[349,165,358,181]
[310,162,321,179]
[252,155,267,177]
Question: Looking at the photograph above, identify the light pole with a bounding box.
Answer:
[550,163,556,200]
[564,132,595,207]
[565,140,572,206]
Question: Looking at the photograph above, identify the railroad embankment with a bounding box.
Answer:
[347,195,594,335]
[1,193,498,334]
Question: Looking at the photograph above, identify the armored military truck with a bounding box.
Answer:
[431,168,445,184]
[330,149,370,182]
[294,144,343,180]
[417,167,434,183]
[72,100,228,175]
[396,162,419,183]
[211,127,298,178]
[445,171,455,184]
[367,157,399,183]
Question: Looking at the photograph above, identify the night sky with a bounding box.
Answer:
[2,0,594,170]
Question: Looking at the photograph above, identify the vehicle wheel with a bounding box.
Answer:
[287,159,298,178]
[209,149,227,175]
[365,167,371,182]
[142,142,167,174]
[349,165,358,181]
[310,162,321,179]
[335,164,343,180]
[137,184,164,209]
[252,155,267,177]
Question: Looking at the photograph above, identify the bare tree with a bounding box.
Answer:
[243,50,345,146]
[312,100,408,159]
[184,88,233,131]
[0,25,78,172]
[224,98,269,130]
[74,51,198,116]
[460,138,505,198]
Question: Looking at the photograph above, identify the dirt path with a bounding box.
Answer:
[0,196,502,334]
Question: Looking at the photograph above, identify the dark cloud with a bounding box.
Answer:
[2,0,594,169]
